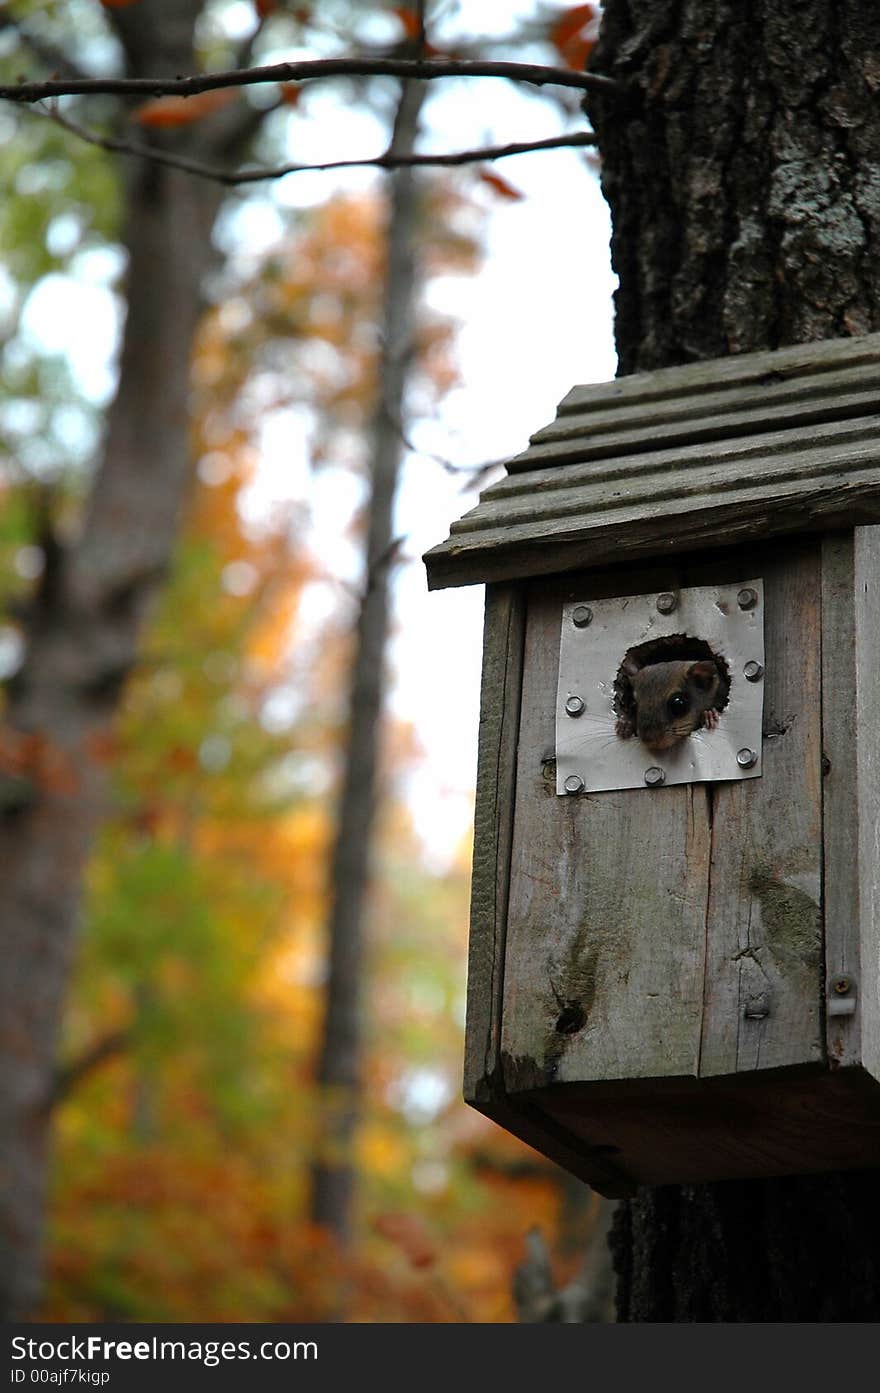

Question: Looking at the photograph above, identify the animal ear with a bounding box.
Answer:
[688,660,718,691]
[620,654,641,677]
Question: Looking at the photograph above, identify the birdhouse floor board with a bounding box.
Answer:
[519,1068,880,1188]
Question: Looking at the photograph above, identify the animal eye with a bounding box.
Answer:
[667,692,689,718]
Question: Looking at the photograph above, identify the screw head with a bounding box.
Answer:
[832,975,854,996]
[644,766,665,787]
[736,747,758,768]
[572,605,593,629]
[744,660,764,682]
[565,695,585,718]
[744,992,771,1020]
[656,592,677,614]
[563,774,585,794]
[737,587,758,611]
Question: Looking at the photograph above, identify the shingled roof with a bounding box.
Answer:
[423,333,880,590]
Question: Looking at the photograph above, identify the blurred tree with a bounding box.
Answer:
[0,0,603,1320]
[0,0,281,1318]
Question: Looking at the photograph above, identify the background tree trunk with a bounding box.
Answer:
[309,75,426,1245]
[0,0,233,1319]
[586,0,880,1321]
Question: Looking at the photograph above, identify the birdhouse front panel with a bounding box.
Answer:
[427,334,880,1193]
[501,542,823,1096]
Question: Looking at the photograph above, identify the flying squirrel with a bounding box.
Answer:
[615,658,724,753]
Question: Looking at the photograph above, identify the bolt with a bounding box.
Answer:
[656,592,677,614]
[737,587,758,611]
[832,975,853,996]
[563,774,585,794]
[565,695,585,717]
[572,605,593,628]
[744,660,764,682]
[644,766,665,787]
[736,748,758,769]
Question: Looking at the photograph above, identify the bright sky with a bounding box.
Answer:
[16,1,618,865]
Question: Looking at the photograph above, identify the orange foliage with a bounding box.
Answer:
[134,90,236,129]
[549,3,598,71]
[477,168,526,202]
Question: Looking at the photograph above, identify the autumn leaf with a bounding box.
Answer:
[393,7,422,40]
[476,168,525,202]
[279,84,303,108]
[549,3,598,70]
[134,90,235,129]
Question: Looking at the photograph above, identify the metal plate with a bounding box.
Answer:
[556,580,765,794]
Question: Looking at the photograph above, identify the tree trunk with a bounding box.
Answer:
[309,76,426,1245]
[586,0,880,1320]
[0,1,224,1319]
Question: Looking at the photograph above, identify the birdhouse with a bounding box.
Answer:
[424,333,880,1197]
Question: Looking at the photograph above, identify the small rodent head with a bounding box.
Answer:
[630,659,722,751]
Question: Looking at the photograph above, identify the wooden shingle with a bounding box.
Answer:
[424,333,880,589]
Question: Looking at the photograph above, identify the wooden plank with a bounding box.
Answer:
[462,583,525,1104]
[531,366,880,450]
[698,544,824,1076]
[514,399,880,472]
[484,415,880,501]
[453,433,880,535]
[424,475,880,590]
[500,572,711,1093]
[854,525,880,1082]
[554,331,880,417]
[821,535,861,1069]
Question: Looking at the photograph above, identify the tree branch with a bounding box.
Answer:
[40,104,597,185]
[0,56,618,105]
[46,1029,130,1110]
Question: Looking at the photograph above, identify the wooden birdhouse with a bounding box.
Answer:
[424,333,880,1197]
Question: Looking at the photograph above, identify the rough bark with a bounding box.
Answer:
[585,0,880,1321]
[309,78,426,1242]
[0,0,242,1319]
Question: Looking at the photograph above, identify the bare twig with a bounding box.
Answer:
[40,104,597,185]
[0,56,618,106]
